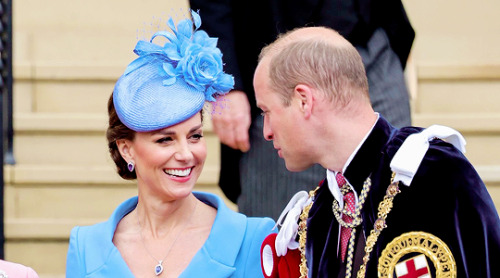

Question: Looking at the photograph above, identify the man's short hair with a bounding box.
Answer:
[259,28,369,106]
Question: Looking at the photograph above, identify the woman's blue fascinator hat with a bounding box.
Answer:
[113,11,234,132]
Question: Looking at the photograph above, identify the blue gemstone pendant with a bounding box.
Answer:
[155,261,164,276]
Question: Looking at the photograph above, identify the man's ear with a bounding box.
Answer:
[294,84,313,118]
[116,139,133,162]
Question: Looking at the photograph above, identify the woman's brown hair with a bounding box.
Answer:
[106,93,137,180]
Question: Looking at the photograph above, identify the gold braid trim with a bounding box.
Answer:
[356,173,400,278]
[296,173,401,278]
[298,186,320,278]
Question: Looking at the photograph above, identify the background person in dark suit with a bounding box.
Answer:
[189,0,415,219]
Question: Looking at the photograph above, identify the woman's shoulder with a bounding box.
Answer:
[194,191,276,235]
[70,196,138,247]
[191,192,275,267]
[246,215,275,229]
[70,219,109,244]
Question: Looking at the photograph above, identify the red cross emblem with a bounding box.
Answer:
[395,254,431,278]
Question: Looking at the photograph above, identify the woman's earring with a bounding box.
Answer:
[127,161,135,172]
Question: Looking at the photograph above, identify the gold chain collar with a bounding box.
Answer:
[297,173,401,278]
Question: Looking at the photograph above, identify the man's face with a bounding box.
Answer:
[254,61,311,172]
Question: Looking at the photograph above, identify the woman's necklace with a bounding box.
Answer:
[137,200,198,276]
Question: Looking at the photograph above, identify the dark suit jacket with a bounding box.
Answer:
[189,0,415,202]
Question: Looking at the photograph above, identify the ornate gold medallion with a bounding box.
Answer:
[378,231,456,278]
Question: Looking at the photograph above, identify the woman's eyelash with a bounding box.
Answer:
[156,137,172,143]
[155,132,203,143]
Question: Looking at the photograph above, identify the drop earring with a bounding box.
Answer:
[127,161,135,172]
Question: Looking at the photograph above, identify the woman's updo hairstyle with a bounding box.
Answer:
[106,93,136,180]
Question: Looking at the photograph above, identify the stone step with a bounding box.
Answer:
[3,168,231,239]
[13,112,220,168]
[413,113,500,166]
[412,64,500,114]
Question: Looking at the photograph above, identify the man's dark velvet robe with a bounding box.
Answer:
[306,117,500,277]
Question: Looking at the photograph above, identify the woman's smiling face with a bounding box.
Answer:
[126,112,206,200]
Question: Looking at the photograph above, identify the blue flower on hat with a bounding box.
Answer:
[114,11,234,132]
[126,10,234,102]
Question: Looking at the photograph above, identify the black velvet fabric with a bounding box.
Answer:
[306,117,500,277]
